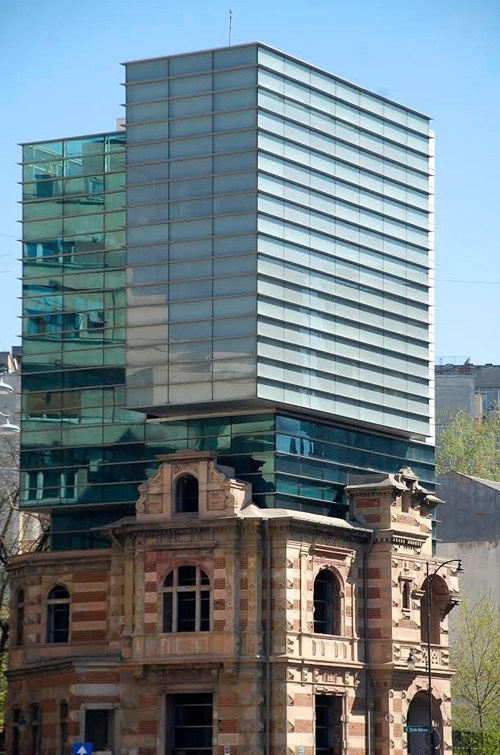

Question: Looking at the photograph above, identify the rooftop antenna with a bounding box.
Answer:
[228,9,233,45]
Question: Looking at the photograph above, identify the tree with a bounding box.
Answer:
[436,412,500,480]
[0,434,48,728]
[451,593,500,755]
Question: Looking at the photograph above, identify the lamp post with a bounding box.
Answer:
[425,559,463,755]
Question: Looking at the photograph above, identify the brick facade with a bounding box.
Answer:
[7,453,459,754]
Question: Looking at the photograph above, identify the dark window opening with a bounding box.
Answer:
[84,708,114,751]
[315,694,343,755]
[47,585,70,643]
[402,581,411,610]
[12,709,20,755]
[59,701,69,755]
[167,693,213,755]
[163,566,210,633]
[15,589,25,646]
[314,570,341,635]
[175,474,199,513]
[30,703,42,755]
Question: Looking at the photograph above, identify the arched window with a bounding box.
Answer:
[15,589,24,646]
[175,474,199,514]
[402,581,411,611]
[421,575,449,645]
[47,585,70,643]
[314,570,342,635]
[162,566,210,633]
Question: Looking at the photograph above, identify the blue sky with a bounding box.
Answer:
[1,0,499,363]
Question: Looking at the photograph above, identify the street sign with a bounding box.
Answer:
[72,744,93,755]
[404,725,432,733]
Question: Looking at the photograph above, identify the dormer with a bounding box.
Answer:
[346,467,443,556]
[136,450,252,522]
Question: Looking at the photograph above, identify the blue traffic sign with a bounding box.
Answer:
[72,744,93,755]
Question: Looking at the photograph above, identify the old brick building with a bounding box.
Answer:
[7,451,460,755]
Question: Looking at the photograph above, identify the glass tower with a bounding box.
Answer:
[20,44,435,549]
[125,44,434,439]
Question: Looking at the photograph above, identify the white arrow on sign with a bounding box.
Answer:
[77,748,88,755]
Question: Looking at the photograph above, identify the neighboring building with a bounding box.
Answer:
[10,44,448,754]
[434,362,477,441]
[436,471,500,604]
[435,361,500,437]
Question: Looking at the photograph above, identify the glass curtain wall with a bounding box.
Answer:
[255,46,433,438]
[125,46,259,412]
[21,132,148,547]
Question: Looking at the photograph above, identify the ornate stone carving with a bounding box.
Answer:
[172,462,198,477]
[208,463,227,483]
[207,491,227,510]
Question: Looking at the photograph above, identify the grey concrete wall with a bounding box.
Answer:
[437,540,499,604]
[436,471,499,604]
[437,472,500,542]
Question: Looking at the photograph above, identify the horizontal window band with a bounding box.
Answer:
[256,62,429,135]
[258,87,429,157]
[258,108,430,175]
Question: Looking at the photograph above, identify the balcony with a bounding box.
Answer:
[136,630,237,660]
[287,633,360,664]
[395,642,450,669]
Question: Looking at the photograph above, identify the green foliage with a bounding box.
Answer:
[436,412,500,479]
[451,593,500,755]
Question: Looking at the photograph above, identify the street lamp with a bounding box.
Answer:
[425,559,463,755]
[0,412,20,434]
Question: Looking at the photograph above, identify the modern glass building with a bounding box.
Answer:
[20,44,435,549]
[125,43,434,439]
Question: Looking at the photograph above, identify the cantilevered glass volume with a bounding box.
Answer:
[124,43,434,440]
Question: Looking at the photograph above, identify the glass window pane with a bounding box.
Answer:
[127,81,167,102]
[170,136,212,159]
[169,74,212,97]
[169,157,212,179]
[214,46,256,69]
[214,151,256,173]
[127,122,168,143]
[215,88,256,111]
[214,110,256,132]
[214,68,256,90]
[127,59,168,82]
[170,116,212,138]
[169,52,212,75]
[170,94,212,118]
[214,131,255,153]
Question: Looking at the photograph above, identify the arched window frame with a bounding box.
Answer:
[162,566,211,633]
[174,473,199,514]
[313,567,344,636]
[46,584,70,644]
[420,574,450,645]
[15,588,25,646]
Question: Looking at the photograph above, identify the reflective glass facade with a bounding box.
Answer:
[21,45,435,550]
[125,43,434,439]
